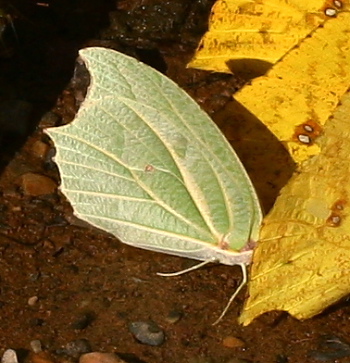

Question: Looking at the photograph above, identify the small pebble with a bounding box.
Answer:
[1,350,18,363]
[308,335,350,361]
[44,147,57,170]
[165,309,183,324]
[128,321,165,346]
[80,352,127,363]
[222,336,246,349]
[39,111,61,128]
[30,340,42,353]
[29,318,45,327]
[31,140,49,159]
[28,296,39,306]
[19,173,56,196]
[28,272,41,282]
[71,311,95,330]
[61,339,92,358]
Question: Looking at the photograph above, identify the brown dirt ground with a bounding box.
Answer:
[1,1,350,363]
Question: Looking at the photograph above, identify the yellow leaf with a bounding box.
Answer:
[188,0,337,74]
[239,90,350,326]
[213,100,295,213]
[234,10,350,164]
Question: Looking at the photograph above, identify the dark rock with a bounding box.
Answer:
[71,311,96,330]
[308,335,350,361]
[128,320,165,346]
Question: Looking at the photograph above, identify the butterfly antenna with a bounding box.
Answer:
[212,263,247,326]
[157,258,216,277]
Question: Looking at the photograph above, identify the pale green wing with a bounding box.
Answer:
[47,47,262,265]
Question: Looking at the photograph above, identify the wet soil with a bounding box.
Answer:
[1,1,350,363]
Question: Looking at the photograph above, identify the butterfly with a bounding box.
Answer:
[46,47,263,324]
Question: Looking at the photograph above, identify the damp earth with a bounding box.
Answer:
[1,1,350,363]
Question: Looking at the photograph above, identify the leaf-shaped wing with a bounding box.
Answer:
[47,47,262,265]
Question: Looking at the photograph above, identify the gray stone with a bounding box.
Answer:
[129,320,165,346]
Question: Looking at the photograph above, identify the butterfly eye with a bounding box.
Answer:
[325,7,337,17]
